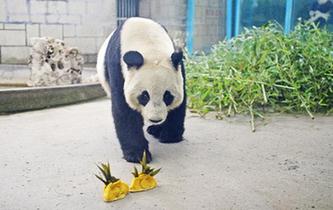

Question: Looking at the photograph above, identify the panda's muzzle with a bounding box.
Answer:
[149,118,163,123]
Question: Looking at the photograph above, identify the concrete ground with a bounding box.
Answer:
[0,99,332,210]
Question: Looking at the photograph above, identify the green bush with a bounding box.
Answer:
[186,22,333,131]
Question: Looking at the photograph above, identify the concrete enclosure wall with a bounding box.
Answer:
[0,0,227,64]
[140,0,226,53]
[193,0,226,52]
[0,0,116,64]
[139,0,187,48]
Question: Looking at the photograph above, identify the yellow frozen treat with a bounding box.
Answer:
[129,151,161,192]
[95,162,129,202]
[103,180,129,202]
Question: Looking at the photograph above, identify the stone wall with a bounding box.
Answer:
[0,0,227,64]
[139,0,187,48]
[0,0,116,64]
[139,0,226,52]
[193,0,226,52]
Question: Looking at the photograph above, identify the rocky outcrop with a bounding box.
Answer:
[27,37,84,86]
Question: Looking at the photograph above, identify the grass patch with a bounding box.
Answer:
[186,22,333,131]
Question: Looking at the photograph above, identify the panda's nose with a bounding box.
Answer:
[149,118,162,123]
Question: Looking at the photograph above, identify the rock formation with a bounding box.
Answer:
[27,37,84,86]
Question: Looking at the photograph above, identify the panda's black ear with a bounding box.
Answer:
[171,51,183,70]
[123,51,144,70]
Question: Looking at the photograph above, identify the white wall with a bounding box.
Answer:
[194,0,226,52]
[139,0,187,48]
[0,0,116,64]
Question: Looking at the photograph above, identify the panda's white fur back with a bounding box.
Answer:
[96,31,113,97]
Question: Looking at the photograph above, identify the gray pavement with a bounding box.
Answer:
[0,99,332,210]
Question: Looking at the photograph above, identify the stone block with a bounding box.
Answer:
[8,14,30,22]
[46,14,61,24]
[0,2,6,21]
[7,0,28,14]
[0,30,26,45]
[64,37,97,54]
[139,0,151,17]
[26,24,40,45]
[4,23,26,30]
[46,14,81,24]
[58,15,81,24]
[30,0,47,14]
[48,1,68,15]
[85,1,103,16]
[96,36,107,50]
[78,0,115,23]
[67,1,86,15]
[63,25,76,37]
[40,24,63,39]
[76,24,104,37]
[1,46,30,64]
[30,14,46,23]
[102,24,116,37]
[84,54,97,64]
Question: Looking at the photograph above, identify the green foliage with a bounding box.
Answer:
[186,22,333,131]
[95,162,119,185]
[131,151,161,177]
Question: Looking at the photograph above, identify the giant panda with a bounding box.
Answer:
[96,17,186,163]
[309,0,333,26]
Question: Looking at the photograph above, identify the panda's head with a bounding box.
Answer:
[122,50,184,126]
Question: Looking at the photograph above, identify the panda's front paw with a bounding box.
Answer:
[123,149,152,163]
[159,131,184,144]
[147,125,161,138]
[159,136,183,144]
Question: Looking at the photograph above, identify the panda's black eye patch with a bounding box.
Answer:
[163,91,174,106]
[137,91,150,106]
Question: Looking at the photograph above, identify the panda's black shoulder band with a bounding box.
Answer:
[171,51,183,70]
[123,51,144,70]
